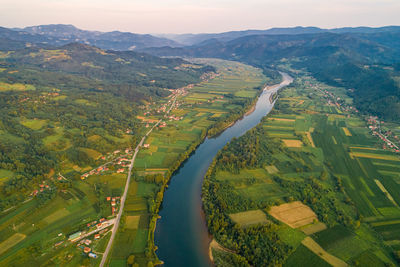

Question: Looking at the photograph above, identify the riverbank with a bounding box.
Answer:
[208,239,236,262]
[154,72,292,267]
[201,72,399,266]
[104,59,270,266]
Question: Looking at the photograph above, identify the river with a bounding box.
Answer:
[154,72,293,267]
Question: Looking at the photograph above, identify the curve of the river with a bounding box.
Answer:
[155,72,293,267]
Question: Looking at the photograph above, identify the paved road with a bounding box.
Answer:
[100,119,161,267]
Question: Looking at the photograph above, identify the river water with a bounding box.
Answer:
[154,72,293,267]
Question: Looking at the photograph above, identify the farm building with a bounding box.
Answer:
[68,231,82,242]
[88,252,97,258]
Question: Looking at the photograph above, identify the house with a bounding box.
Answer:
[54,241,63,247]
[68,231,82,242]
[83,247,91,253]
[84,239,92,246]
[143,144,150,148]
[94,234,100,239]
[99,218,105,223]
[88,252,97,258]
[106,197,111,201]
[117,169,124,173]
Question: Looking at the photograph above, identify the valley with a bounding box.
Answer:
[0,21,400,267]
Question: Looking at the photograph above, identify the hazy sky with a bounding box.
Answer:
[1,0,399,34]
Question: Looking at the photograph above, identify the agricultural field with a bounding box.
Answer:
[268,201,319,228]
[105,59,269,265]
[203,72,400,266]
[229,209,269,227]
[0,45,232,266]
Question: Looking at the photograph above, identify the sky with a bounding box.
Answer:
[1,0,399,34]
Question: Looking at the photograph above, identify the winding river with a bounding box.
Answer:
[154,72,293,267]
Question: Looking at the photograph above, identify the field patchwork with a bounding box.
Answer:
[302,237,348,267]
[0,233,26,255]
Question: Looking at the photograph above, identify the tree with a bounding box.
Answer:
[127,254,135,265]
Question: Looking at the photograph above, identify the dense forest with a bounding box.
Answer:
[143,31,400,122]
[0,41,212,210]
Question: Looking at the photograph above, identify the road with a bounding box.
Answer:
[100,119,161,267]
[100,89,179,266]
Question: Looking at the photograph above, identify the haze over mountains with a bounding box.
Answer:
[0,24,399,50]
[1,24,400,121]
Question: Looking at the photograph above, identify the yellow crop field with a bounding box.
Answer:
[0,82,35,92]
[302,237,348,267]
[282,139,303,148]
[269,201,318,228]
[0,233,26,255]
[375,179,398,206]
[265,165,279,174]
[306,132,315,147]
[300,222,327,235]
[342,127,352,136]
[350,152,400,161]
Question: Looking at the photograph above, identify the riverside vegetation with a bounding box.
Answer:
[203,69,400,266]
[0,42,276,267]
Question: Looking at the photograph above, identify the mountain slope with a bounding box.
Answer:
[1,24,182,50]
[144,32,400,121]
[159,26,400,46]
[0,42,213,98]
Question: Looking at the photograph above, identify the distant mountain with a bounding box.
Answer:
[2,24,182,50]
[144,31,400,121]
[0,26,58,48]
[143,32,399,63]
[159,26,400,46]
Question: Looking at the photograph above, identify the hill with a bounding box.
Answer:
[0,42,212,96]
[0,39,212,210]
[144,32,400,121]
[1,24,182,50]
[159,26,400,46]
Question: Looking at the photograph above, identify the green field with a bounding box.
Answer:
[202,73,399,266]
[284,244,332,267]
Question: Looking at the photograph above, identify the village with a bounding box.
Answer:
[304,77,400,154]
[367,116,400,152]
